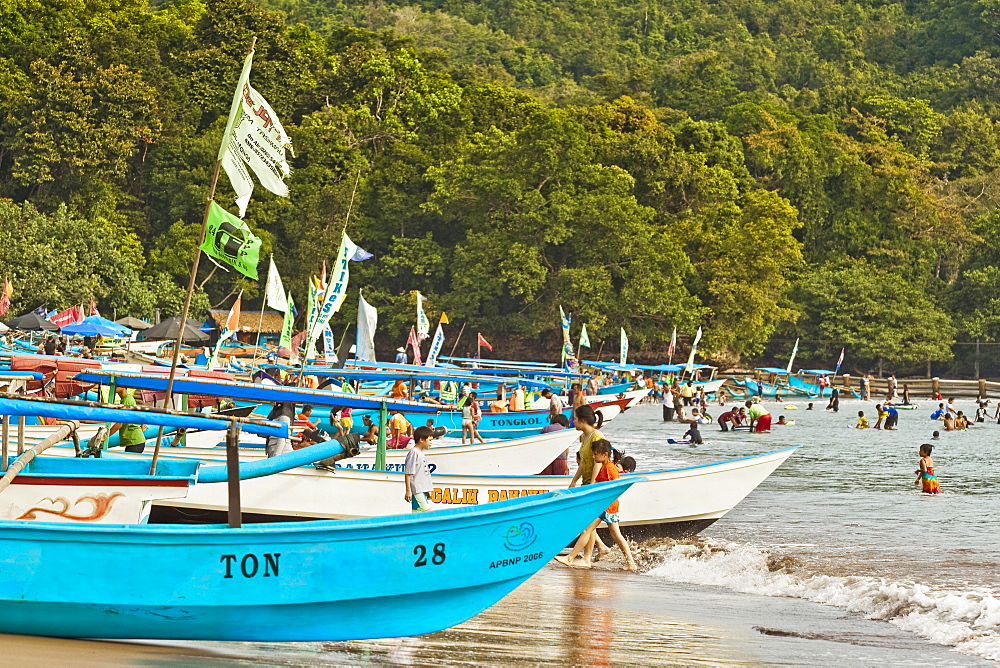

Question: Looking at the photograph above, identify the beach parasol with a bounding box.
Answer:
[116,316,151,331]
[81,315,131,336]
[139,316,209,343]
[61,321,124,337]
[5,312,59,332]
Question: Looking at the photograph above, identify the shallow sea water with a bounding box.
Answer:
[615,397,1000,662]
[5,397,998,664]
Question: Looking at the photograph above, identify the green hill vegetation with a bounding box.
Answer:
[3,0,1000,370]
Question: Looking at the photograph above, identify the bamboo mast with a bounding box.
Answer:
[151,37,257,474]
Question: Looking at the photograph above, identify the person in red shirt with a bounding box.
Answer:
[554,439,638,571]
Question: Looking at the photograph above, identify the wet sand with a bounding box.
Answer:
[3,561,985,665]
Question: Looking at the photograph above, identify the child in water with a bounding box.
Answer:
[856,411,869,429]
[682,423,704,445]
[915,444,941,494]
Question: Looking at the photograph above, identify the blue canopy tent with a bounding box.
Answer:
[81,315,131,336]
[60,321,123,337]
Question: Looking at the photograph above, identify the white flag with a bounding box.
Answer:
[416,291,430,340]
[356,290,378,362]
[306,232,357,355]
[685,326,703,372]
[264,256,288,313]
[219,50,294,217]
[425,323,445,367]
[619,327,629,366]
[322,324,337,362]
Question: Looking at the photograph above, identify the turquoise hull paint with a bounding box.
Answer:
[597,381,634,395]
[0,479,636,641]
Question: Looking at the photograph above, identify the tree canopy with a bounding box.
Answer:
[2,0,1000,372]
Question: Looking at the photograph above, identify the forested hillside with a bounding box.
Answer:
[3,0,1000,371]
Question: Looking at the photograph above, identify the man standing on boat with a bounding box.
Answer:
[539,388,564,418]
[394,347,408,364]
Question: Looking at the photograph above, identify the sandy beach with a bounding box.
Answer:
[3,560,984,665]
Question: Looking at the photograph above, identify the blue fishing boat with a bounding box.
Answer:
[0,478,636,641]
[597,381,636,395]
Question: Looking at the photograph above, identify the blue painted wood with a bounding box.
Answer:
[0,397,286,438]
[197,440,347,483]
[0,478,638,641]
[597,381,635,395]
[75,370,440,412]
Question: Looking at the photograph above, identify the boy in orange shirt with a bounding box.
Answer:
[554,439,638,571]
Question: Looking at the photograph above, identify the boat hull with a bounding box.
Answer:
[0,480,635,641]
[151,449,798,538]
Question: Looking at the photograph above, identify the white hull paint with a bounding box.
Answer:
[156,448,797,538]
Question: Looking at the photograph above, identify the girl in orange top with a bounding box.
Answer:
[555,439,638,571]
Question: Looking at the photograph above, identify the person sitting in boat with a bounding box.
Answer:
[489,397,509,413]
[265,401,296,457]
[359,414,378,445]
[108,387,148,453]
[387,410,413,449]
[389,379,409,399]
[293,405,325,448]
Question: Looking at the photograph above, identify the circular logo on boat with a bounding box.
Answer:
[503,522,537,551]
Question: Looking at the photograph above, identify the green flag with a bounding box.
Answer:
[579,323,591,348]
[199,201,262,279]
[279,292,294,350]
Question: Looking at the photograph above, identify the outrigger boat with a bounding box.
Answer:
[74,369,631,441]
[0,394,639,641]
[60,429,582,477]
[150,447,798,538]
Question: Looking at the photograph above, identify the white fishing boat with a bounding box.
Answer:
[150,447,798,538]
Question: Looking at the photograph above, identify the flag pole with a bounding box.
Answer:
[250,253,272,371]
[150,37,257,475]
[448,322,467,358]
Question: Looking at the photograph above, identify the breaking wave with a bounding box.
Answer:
[642,539,1000,662]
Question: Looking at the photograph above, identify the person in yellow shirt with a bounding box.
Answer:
[856,411,869,429]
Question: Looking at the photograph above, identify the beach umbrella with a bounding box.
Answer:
[140,316,209,343]
[82,315,131,336]
[61,321,123,337]
[5,312,59,332]
[116,316,151,331]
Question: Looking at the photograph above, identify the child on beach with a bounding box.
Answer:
[856,411,869,429]
[915,444,941,494]
[404,426,435,511]
[555,439,638,571]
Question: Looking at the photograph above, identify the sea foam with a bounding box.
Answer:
[644,539,1000,661]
